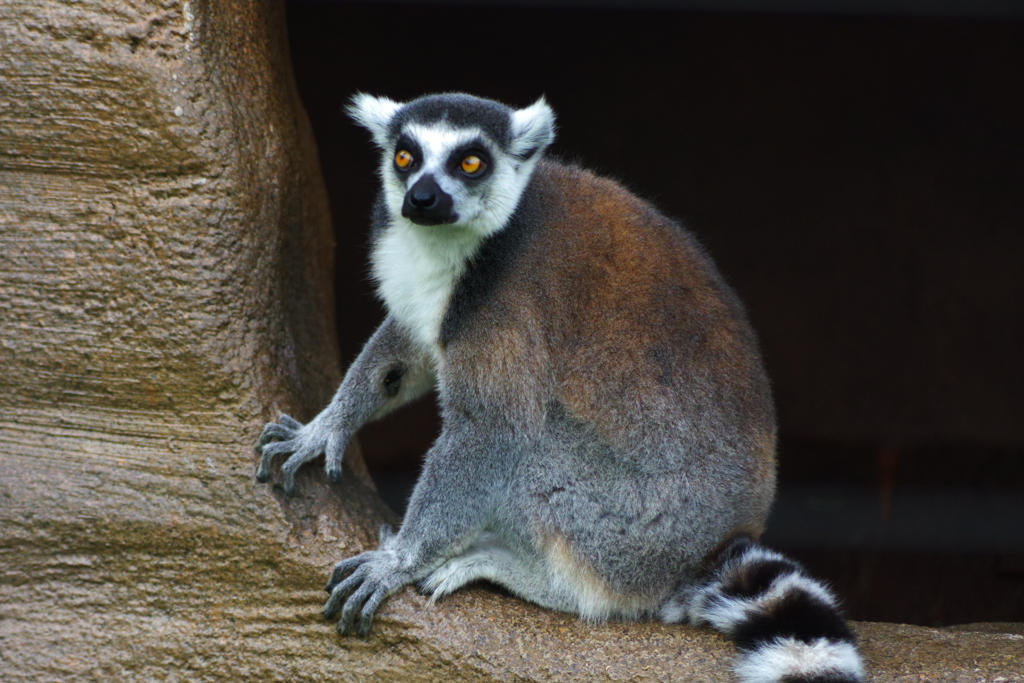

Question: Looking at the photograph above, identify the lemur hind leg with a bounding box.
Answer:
[420,533,579,614]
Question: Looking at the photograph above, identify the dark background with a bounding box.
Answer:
[284,0,1024,626]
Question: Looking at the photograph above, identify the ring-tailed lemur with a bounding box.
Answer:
[257,93,866,683]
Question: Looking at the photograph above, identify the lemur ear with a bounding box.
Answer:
[347,93,403,147]
[510,96,556,161]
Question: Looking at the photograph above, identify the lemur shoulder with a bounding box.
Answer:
[257,92,866,683]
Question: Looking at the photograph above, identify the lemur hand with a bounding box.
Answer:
[255,413,346,495]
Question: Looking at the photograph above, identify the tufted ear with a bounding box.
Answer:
[509,96,556,161]
[347,93,403,147]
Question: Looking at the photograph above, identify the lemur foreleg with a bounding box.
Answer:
[256,316,433,495]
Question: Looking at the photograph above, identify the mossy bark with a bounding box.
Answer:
[0,2,1021,681]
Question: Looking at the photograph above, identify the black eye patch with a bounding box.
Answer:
[392,136,424,174]
[446,141,493,183]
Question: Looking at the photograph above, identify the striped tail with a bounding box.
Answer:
[661,537,866,683]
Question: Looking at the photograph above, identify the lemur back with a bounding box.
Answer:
[447,159,775,472]
[257,93,866,683]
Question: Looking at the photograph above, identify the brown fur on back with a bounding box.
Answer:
[445,159,775,484]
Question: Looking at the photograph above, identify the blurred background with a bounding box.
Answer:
[284,0,1024,626]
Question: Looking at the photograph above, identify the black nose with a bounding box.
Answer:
[410,184,437,209]
[402,174,457,225]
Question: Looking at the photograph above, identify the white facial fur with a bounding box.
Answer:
[349,94,556,355]
[383,121,547,238]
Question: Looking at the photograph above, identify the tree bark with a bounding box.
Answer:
[0,1,1020,681]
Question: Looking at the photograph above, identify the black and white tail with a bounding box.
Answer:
[662,537,866,683]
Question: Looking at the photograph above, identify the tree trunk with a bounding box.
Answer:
[0,1,1020,681]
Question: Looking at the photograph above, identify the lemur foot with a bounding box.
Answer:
[323,533,411,636]
[255,413,345,495]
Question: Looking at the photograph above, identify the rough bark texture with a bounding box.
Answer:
[0,1,1021,681]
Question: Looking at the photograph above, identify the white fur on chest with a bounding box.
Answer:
[372,219,483,356]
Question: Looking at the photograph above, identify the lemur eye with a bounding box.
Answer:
[395,150,414,170]
[460,155,485,176]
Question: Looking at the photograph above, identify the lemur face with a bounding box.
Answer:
[388,123,496,227]
[349,93,556,237]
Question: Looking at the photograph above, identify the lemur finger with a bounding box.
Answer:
[257,422,295,447]
[279,414,303,430]
[258,440,295,460]
[323,566,369,618]
[325,434,345,484]
[356,585,391,637]
[255,464,272,484]
[281,445,323,497]
[326,554,371,591]
[338,581,376,635]
[256,440,295,482]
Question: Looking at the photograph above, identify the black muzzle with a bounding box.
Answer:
[402,174,457,226]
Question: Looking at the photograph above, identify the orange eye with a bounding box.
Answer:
[395,150,413,169]
[460,155,484,175]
